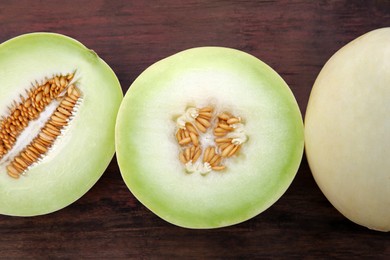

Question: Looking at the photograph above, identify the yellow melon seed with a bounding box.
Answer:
[211,157,222,167]
[35,92,43,102]
[194,120,207,133]
[61,100,74,107]
[206,147,215,163]
[6,165,20,178]
[179,137,191,145]
[64,96,76,105]
[227,117,240,125]
[209,154,220,165]
[51,119,67,127]
[212,165,226,171]
[44,84,50,95]
[193,148,202,162]
[199,107,213,112]
[215,138,232,143]
[60,76,66,87]
[228,145,240,157]
[218,113,230,121]
[71,88,80,98]
[214,132,227,137]
[184,130,190,138]
[196,117,211,128]
[27,145,40,157]
[12,161,24,173]
[203,147,211,163]
[214,127,227,133]
[185,123,198,135]
[33,142,47,153]
[25,148,39,160]
[51,115,67,124]
[57,107,72,116]
[20,152,33,164]
[54,76,60,86]
[179,152,187,164]
[218,123,234,131]
[190,146,195,158]
[54,111,68,120]
[189,132,199,146]
[179,129,186,140]
[39,132,54,142]
[221,143,235,157]
[24,99,31,108]
[14,156,28,168]
[184,147,191,161]
[175,130,182,142]
[198,111,212,118]
[45,126,60,136]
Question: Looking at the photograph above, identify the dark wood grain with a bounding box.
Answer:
[0,0,389,258]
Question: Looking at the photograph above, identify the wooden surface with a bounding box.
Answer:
[0,0,389,258]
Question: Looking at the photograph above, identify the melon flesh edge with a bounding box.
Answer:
[305,28,390,231]
[116,47,304,228]
[0,33,123,216]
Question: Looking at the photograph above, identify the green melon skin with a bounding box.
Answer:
[0,33,123,216]
[116,47,304,229]
[305,28,390,231]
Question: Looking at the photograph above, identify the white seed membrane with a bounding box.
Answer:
[227,123,247,145]
[176,108,199,129]
[185,161,211,175]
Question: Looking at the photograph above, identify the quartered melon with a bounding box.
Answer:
[116,47,304,228]
[0,33,123,216]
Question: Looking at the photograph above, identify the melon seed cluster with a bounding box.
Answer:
[175,106,246,174]
[0,73,81,179]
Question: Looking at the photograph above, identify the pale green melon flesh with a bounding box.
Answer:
[116,47,304,228]
[0,33,123,216]
[305,28,390,231]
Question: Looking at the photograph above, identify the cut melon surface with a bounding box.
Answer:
[0,33,123,216]
[116,47,304,228]
[305,28,390,231]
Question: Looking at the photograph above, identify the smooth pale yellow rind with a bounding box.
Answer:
[305,28,390,231]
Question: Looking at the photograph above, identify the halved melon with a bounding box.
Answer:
[0,33,123,216]
[116,47,304,228]
[305,28,390,231]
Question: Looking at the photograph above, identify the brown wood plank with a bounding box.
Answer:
[0,0,389,258]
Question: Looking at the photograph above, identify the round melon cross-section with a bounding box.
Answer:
[116,47,304,229]
[305,28,390,231]
[0,33,123,216]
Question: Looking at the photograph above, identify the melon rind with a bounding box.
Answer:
[305,28,390,231]
[116,47,304,228]
[0,33,123,216]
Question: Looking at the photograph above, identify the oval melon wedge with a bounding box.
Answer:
[0,33,123,216]
[116,47,304,228]
[305,28,390,231]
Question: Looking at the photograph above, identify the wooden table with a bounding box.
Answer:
[0,1,388,258]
